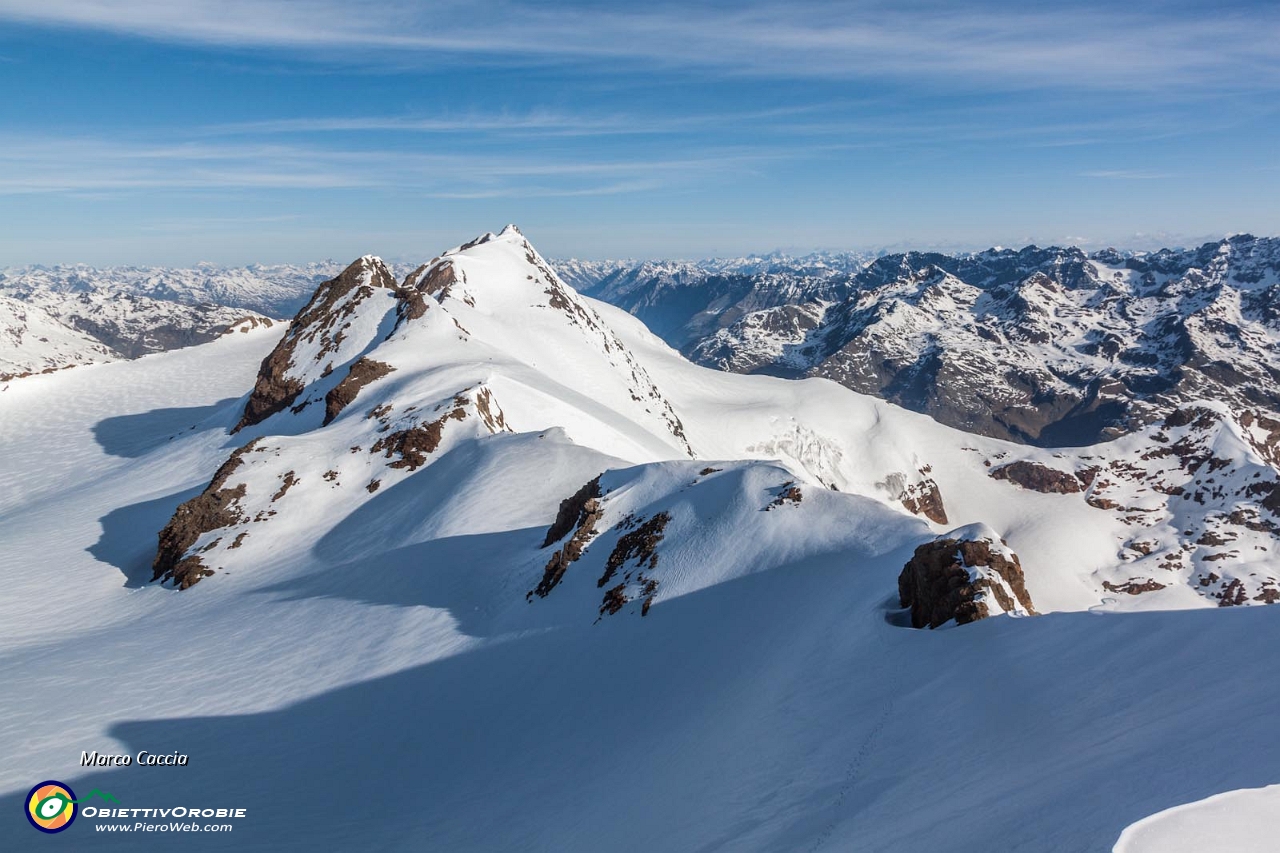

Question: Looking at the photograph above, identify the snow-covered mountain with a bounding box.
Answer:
[553,249,872,294]
[0,294,118,380]
[0,261,346,317]
[0,289,273,383]
[0,264,307,382]
[591,236,1280,447]
[1,227,1278,850]
[143,228,1280,612]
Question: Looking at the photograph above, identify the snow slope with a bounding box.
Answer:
[0,294,117,380]
[1,227,1277,851]
[1115,785,1280,853]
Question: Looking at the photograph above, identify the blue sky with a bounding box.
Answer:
[1,0,1278,264]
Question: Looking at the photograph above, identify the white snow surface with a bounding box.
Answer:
[1,226,1278,850]
[1114,785,1280,853]
[0,294,117,379]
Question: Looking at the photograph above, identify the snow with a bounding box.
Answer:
[1114,785,1280,853]
[0,294,117,379]
[0,228,1278,850]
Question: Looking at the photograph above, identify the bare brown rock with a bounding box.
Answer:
[766,482,803,510]
[271,471,298,502]
[541,476,603,548]
[1102,578,1167,595]
[152,439,261,589]
[1219,579,1249,606]
[902,477,949,524]
[371,405,467,471]
[530,476,605,599]
[323,358,396,425]
[598,512,671,589]
[897,536,1037,629]
[235,256,396,432]
[599,583,628,616]
[990,460,1083,494]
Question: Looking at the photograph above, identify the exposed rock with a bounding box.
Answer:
[897,529,1037,629]
[766,482,803,510]
[152,439,261,589]
[222,316,276,335]
[598,512,671,589]
[413,260,459,299]
[1103,578,1167,595]
[599,583,628,617]
[371,404,468,471]
[323,358,396,425]
[235,256,396,432]
[1219,579,1249,607]
[881,469,949,524]
[271,471,298,502]
[541,476,603,548]
[530,476,605,599]
[901,477,948,524]
[990,460,1083,494]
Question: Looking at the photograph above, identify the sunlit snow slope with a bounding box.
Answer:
[1,226,1278,852]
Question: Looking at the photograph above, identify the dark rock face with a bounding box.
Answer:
[766,482,803,510]
[541,476,604,548]
[152,439,261,589]
[901,476,948,524]
[598,512,671,589]
[370,403,467,471]
[323,358,395,425]
[989,460,1083,494]
[235,257,397,432]
[530,476,604,599]
[897,536,1037,629]
[597,511,670,618]
[1103,578,1166,595]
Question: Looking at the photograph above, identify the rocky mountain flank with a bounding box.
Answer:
[148,228,1280,629]
[152,227,694,589]
[592,235,1280,447]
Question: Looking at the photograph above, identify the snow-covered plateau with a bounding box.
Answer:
[1,227,1277,850]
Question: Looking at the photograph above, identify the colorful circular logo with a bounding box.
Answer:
[26,781,77,833]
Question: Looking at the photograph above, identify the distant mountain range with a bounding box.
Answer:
[565,235,1280,446]
[4,237,1278,451]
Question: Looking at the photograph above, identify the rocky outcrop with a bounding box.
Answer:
[323,358,396,425]
[151,439,261,589]
[989,460,1083,494]
[596,511,670,618]
[897,526,1037,629]
[881,469,949,524]
[370,403,468,471]
[598,512,671,588]
[530,476,604,599]
[235,256,397,432]
[766,482,803,510]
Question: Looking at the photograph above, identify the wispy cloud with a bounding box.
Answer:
[0,133,781,196]
[202,103,844,138]
[1,1,1277,93]
[1079,169,1173,180]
